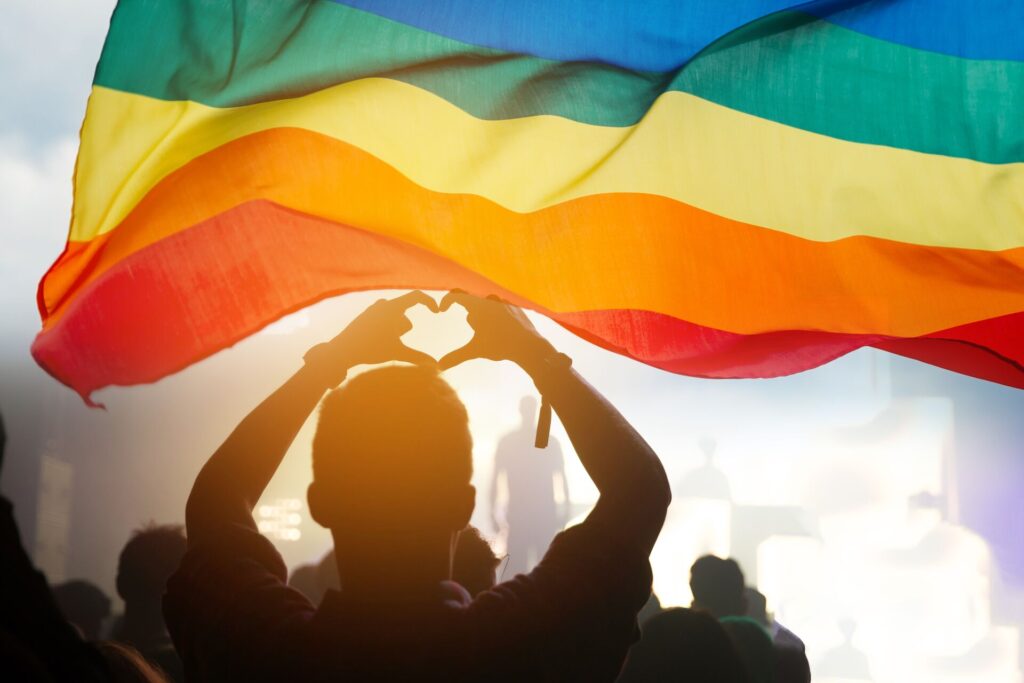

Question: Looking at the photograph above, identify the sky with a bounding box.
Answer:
[2,4,1023,680]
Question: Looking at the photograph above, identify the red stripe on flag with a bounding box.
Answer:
[31,200,1024,401]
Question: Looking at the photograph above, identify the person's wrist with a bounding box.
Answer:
[512,335,562,377]
[302,341,356,388]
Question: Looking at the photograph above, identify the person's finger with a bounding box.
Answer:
[391,290,439,313]
[438,340,482,370]
[440,289,474,312]
[392,343,438,367]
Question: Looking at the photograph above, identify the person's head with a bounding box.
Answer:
[518,395,537,425]
[617,607,749,683]
[690,555,747,618]
[720,617,775,683]
[96,641,170,683]
[452,526,500,595]
[838,617,858,641]
[698,436,717,462]
[52,580,111,641]
[744,587,769,626]
[308,366,475,557]
[116,524,187,607]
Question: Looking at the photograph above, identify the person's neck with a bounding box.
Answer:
[332,530,454,603]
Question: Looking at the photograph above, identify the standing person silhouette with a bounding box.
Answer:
[111,524,187,681]
[490,396,570,574]
[163,291,671,682]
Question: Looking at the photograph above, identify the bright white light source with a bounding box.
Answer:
[257,498,304,542]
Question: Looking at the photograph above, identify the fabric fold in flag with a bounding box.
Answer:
[34,0,1024,400]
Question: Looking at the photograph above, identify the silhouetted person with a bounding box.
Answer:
[692,556,807,681]
[676,437,731,500]
[53,579,112,640]
[163,291,671,682]
[0,410,110,681]
[690,555,747,618]
[490,396,570,573]
[111,524,186,681]
[817,618,871,680]
[720,617,775,683]
[616,607,748,683]
[451,526,501,596]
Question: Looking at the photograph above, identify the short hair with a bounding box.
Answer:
[313,366,472,521]
[690,555,746,618]
[117,524,187,603]
[452,526,500,595]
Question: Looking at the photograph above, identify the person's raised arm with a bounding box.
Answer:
[438,293,670,555]
[185,292,438,546]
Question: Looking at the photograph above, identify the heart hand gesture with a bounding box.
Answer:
[304,290,439,385]
[437,291,554,371]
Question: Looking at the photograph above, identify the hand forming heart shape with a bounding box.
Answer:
[305,290,552,386]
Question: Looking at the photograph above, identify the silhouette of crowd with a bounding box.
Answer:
[1,292,812,681]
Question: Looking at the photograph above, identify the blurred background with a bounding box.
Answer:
[2,3,1023,681]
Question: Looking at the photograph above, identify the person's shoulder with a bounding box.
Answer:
[163,524,316,680]
[163,521,302,630]
[181,522,289,582]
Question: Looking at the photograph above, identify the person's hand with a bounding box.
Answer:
[304,291,439,384]
[437,291,554,371]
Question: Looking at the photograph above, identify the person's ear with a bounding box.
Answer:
[307,481,331,529]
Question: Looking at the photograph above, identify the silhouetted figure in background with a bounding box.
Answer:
[53,579,112,640]
[690,555,747,618]
[111,524,186,681]
[490,396,569,574]
[817,618,872,680]
[163,291,671,682]
[720,617,775,683]
[616,607,749,683]
[451,526,501,596]
[691,556,808,682]
[676,437,731,500]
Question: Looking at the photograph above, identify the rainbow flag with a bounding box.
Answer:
[34,0,1024,401]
